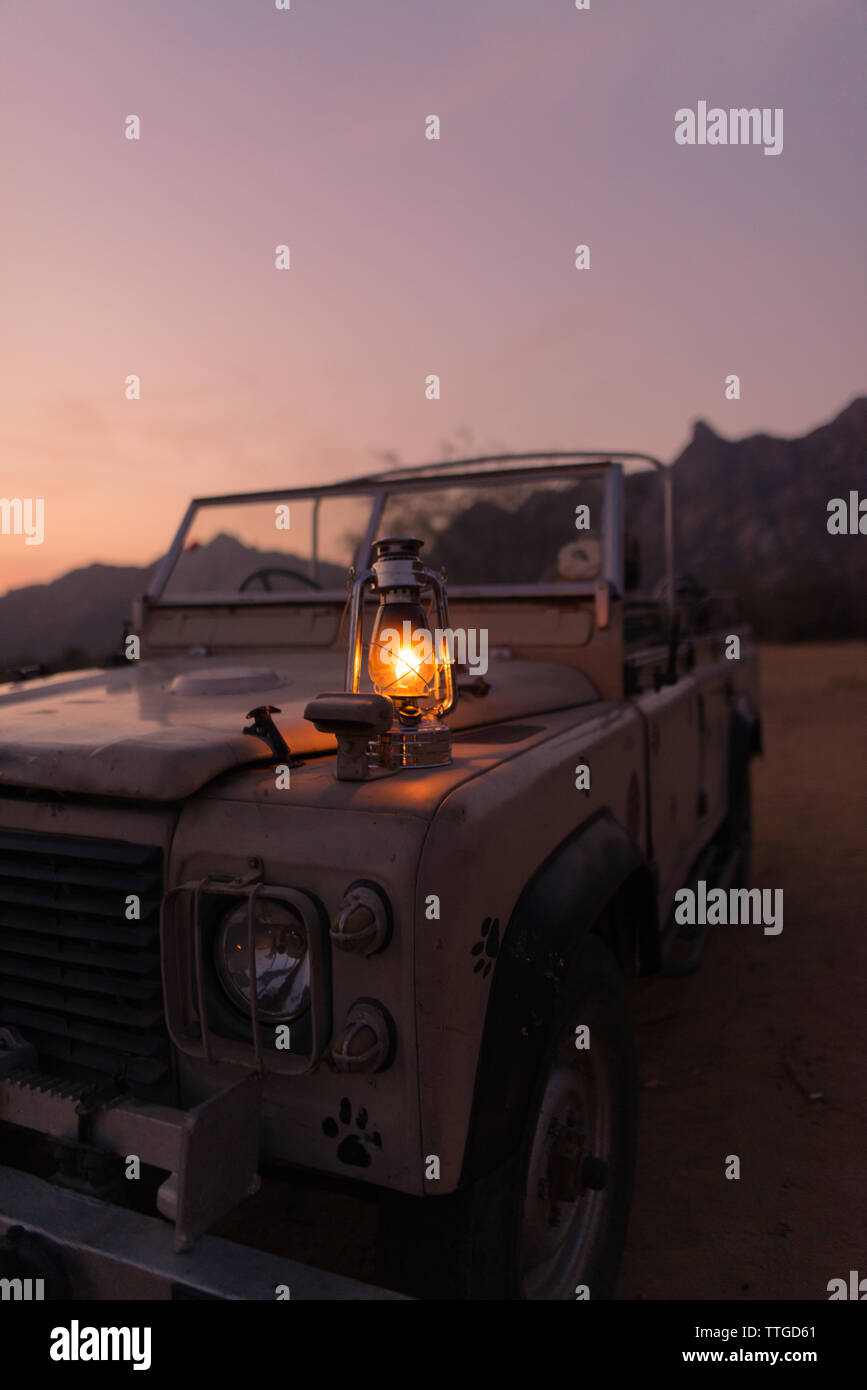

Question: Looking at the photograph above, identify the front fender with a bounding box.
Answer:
[460,810,656,1183]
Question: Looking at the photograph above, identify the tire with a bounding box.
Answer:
[376,933,637,1300]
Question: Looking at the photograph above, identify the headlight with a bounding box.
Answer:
[215,899,310,1022]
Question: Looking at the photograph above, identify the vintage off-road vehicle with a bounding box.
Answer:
[0,453,760,1300]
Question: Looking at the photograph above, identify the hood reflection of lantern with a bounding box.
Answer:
[304,537,456,779]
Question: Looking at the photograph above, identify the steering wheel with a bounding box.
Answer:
[238,567,324,593]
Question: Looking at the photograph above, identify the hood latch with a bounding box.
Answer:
[243,705,291,765]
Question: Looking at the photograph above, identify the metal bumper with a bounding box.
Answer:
[0,1065,264,1251]
[0,1166,405,1300]
[0,1066,406,1298]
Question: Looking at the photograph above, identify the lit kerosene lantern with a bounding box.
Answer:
[305,537,456,778]
[354,537,455,768]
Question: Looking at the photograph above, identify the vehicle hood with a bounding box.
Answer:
[0,650,598,801]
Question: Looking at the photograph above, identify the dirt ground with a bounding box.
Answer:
[618,641,867,1300]
[218,642,867,1299]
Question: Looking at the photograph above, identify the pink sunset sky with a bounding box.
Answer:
[1,0,865,593]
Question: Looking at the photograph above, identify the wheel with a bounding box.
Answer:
[376,933,637,1300]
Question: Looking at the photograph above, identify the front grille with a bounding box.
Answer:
[0,830,169,1085]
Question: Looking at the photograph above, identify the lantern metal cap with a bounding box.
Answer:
[372,537,424,560]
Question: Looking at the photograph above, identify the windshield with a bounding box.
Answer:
[161,494,371,598]
[378,476,605,586]
[154,465,617,601]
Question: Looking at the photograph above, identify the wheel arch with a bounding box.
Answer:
[459,809,658,1185]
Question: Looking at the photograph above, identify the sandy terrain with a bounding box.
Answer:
[216,642,867,1299]
[618,641,867,1299]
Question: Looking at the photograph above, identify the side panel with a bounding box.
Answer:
[632,675,702,906]
[696,664,731,831]
[695,638,759,831]
[631,631,760,917]
[414,703,646,1192]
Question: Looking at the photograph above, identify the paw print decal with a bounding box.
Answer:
[470,916,500,978]
[322,1097,383,1169]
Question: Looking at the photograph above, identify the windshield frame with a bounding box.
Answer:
[147,455,671,608]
